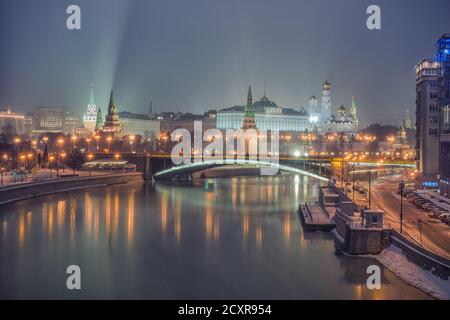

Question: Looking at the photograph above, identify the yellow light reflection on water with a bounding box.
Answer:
[160,191,168,235]
[127,190,135,246]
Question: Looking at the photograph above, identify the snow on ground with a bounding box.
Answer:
[377,244,450,300]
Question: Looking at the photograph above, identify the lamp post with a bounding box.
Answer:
[352,163,356,201]
[95,135,100,152]
[368,168,372,209]
[87,154,94,176]
[399,180,404,234]
[129,135,135,153]
[107,136,112,153]
[27,153,33,173]
[49,155,54,179]
[61,152,66,173]
[71,135,78,154]
[57,138,64,177]
[86,138,91,153]
[1,154,7,186]
[417,219,423,246]
[13,137,21,170]
[19,155,25,182]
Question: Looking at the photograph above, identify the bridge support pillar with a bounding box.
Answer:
[144,154,153,181]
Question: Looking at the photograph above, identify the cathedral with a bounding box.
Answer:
[308,81,359,134]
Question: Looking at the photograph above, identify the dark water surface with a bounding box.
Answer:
[0,175,428,299]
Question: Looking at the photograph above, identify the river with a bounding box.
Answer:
[0,174,428,299]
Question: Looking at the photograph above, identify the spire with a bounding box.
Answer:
[243,84,256,129]
[350,96,357,121]
[108,90,117,114]
[95,107,104,132]
[148,98,153,116]
[263,80,266,98]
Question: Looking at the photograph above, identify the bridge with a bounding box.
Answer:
[89,153,415,182]
[153,158,330,181]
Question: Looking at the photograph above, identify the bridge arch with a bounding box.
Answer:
[153,159,329,182]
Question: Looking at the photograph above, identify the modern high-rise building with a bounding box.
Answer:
[437,34,450,196]
[415,59,440,184]
[83,83,97,133]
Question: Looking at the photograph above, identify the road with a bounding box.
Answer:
[351,175,450,259]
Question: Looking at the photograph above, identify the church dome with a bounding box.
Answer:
[338,104,346,112]
[253,96,278,110]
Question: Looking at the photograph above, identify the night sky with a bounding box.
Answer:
[1,0,450,127]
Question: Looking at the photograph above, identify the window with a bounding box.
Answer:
[430,80,439,87]
[429,128,439,136]
[429,104,439,112]
[430,92,439,99]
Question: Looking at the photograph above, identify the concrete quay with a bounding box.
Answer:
[0,172,144,205]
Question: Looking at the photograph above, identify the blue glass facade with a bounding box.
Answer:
[436,34,450,63]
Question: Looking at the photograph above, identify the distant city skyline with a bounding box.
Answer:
[1,0,450,127]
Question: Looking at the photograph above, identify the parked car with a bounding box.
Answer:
[438,213,450,222]
[421,203,436,212]
[430,208,447,218]
[445,216,450,226]
[433,208,446,217]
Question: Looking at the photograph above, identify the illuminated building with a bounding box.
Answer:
[102,90,122,136]
[321,80,331,121]
[322,97,358,134]
[31,107,80,135]
[0,106,25,134]
[119,111,160,140]
[437,34,450,196]
[95,108,104,132]
[82,83,97,133]
[242,85,257,130]
[217,86,311,132]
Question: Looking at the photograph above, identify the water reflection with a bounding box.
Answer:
[0,175,429,299]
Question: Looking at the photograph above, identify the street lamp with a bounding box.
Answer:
[19,154,25,182]
[61,152,67,173]
[71,135,78,149]
[57,138,64,177]
[86,138,91,152]
[1,154,7,186]
[107,136,112,153]
[368,168,372,209]
[129,135,135,153]
[94,135,100,151]
[27,153,33,172]
[49,155,54,178]
[87,154,94,176]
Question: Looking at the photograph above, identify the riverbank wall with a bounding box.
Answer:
[0,172,144,205]
[388,230,450,279]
